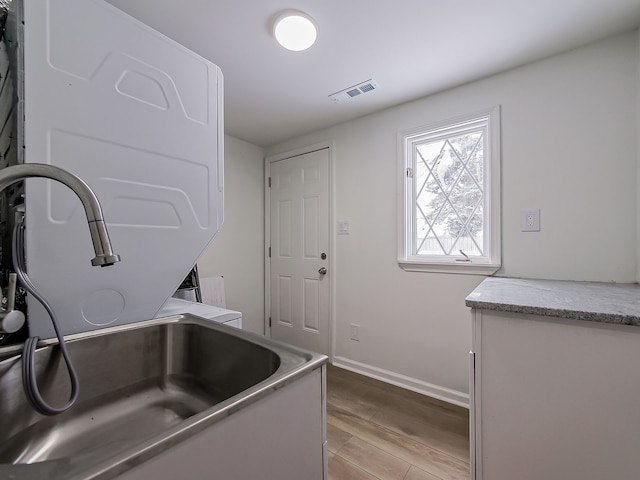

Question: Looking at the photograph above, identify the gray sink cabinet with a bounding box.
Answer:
[119,367,326,480]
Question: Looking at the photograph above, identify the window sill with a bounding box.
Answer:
[398,260,500,275]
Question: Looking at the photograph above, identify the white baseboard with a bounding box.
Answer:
[331,356,469,409]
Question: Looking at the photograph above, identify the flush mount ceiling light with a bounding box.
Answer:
[273,10,317,51]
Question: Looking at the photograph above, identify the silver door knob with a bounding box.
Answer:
[318,267,327,275]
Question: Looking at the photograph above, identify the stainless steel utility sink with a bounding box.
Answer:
[0,315,327,479]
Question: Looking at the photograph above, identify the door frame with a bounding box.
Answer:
[264,141,335,360]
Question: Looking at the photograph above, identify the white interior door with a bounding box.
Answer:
[269,148,330,355]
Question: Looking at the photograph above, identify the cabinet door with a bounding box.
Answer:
[474,310,640,480]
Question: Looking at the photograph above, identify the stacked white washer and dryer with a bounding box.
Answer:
[154,271,242,328]
[155,297,242,329]
[14,0,235,337]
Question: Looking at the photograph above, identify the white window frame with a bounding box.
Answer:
[397,106,501,275]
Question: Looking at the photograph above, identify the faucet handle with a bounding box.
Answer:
[0,273,25,334]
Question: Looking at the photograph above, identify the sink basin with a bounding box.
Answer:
[0,315,327,479]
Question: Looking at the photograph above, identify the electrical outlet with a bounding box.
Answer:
[521,209,540,232]
[350,323,360,341]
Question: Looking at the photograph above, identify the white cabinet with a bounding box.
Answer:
[470,309,640,480]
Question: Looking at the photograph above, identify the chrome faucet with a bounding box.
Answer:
[0,163,121,413]
[0,163,121,334]
[0,163,121,267]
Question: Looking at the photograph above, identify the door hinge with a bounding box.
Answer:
[269,317,272,327]
[268,176,271,187]
[406,167,414,178]
[268,246,271,257]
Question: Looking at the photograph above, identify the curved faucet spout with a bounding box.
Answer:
[0,163,121,267]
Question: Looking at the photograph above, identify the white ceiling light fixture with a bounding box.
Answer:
[273,10,318,51]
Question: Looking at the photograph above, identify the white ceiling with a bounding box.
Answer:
[105,0,640,147]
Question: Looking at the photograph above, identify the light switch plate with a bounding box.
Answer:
[338,220,350,235]
[521,209,540,232]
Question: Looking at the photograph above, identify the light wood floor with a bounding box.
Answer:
[326,365,470,480]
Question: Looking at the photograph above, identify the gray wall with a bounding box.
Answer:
[265,31,638,403]
[198,135,265,334]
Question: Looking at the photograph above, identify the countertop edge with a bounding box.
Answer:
[465,277,640,326]
[465,298,640,326]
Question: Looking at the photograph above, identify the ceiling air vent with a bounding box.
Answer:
[329,79,380,102]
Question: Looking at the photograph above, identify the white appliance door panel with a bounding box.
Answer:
[23,0,223,337]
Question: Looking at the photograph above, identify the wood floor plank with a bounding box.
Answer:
[327,365,379,392]
[327,407,469,480]
[328,455,380,480]
[328,366,401,398]
[327,386,380,421]
[404,465,445,480]
[337,436,411,480]
[370,407,469,461]
[329,366,462,415]
[327,422,353,454]
[326,369,387,420]
[365,385,469,434]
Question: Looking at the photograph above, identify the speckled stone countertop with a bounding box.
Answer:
[465,277,640,326]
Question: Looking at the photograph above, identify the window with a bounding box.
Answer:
[398,107,501,274]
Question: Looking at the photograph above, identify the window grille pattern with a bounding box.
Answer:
[414,128,485,257]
